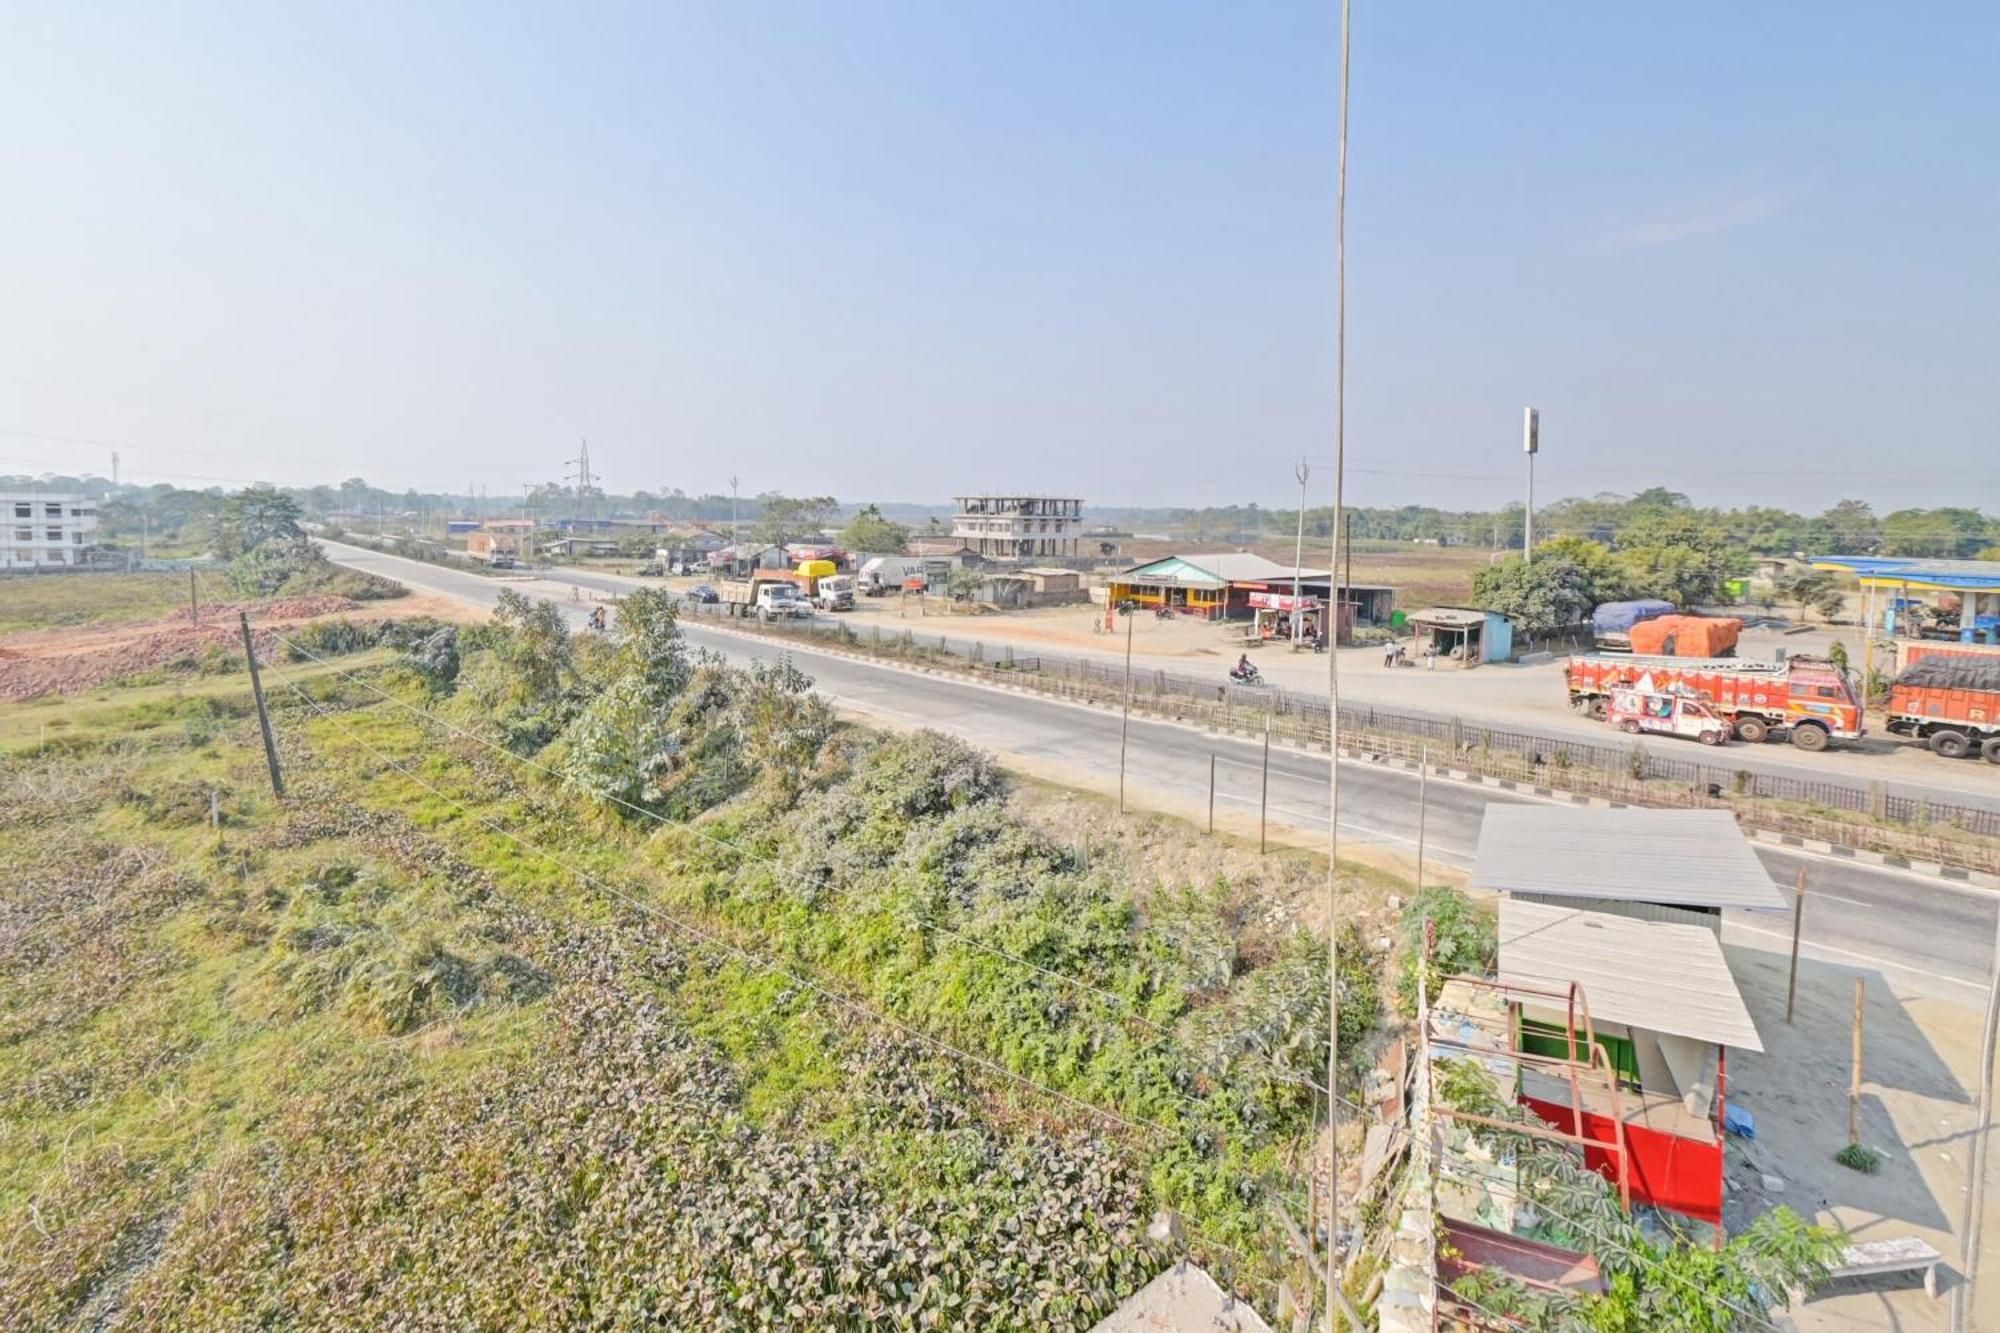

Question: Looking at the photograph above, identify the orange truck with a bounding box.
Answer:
[1885,650,2000,762]
[1565,654,1864,750]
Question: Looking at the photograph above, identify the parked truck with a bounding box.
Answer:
[813,574,855,611]
[1565,653,1863,750]
[1590,599,1675,651]
[719,574,812,618]
[1886,652,2000,762]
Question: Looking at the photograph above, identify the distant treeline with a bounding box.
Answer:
[9,473,1997,561]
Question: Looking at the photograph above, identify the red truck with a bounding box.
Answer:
[1886,651,2000,762]
[1565,654,1864,751]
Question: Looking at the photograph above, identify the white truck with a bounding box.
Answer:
[813,575,855,611]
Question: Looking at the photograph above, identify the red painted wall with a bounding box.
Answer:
[1521,1095,1724,1227]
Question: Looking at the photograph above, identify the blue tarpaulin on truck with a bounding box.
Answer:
[1592,600,1676,635]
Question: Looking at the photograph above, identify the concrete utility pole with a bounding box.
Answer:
[1291,459,1311,644]
[1522,406,1540,563]
[1952,901,2000,1330]
[730,474,741,547]
[238,612,284,799]
[1118,609,1134,813]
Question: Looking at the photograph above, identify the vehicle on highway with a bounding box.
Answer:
[1566,653,1861,751]
[633,562,665,577]
[756,583,812,618]
[813,574,855,611]
[683,584,720,604]
[1607,686,1729,746]
[1229,657,1263,685]
[1887,649,2000,763]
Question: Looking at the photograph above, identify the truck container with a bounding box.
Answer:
[1590,599,1676,651]
[1566,653,1863,750]
[1886,654,2000,762]
[1626,615,1741,658]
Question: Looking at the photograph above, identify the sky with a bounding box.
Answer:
[0,2,1995,512]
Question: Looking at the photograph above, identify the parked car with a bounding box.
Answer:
[633,562,665,577]
[684,584,720,604]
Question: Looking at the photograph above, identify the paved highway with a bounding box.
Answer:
[320,541,1998,1007]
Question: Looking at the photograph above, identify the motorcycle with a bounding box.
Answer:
[1155,605,1175,621]
[1228,663,1263,685]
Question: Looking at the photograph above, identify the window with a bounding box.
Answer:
[12,504,26,519]
[72,532,85,544]
[13,528,30,542]
[44,503,63,518]
[47,528,62,542]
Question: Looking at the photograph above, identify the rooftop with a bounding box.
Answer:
[1471,807,1787,912]
[1809,555,2000,592]
[1121,552,1320,585]
[1089,1263,1273,1333]
[1499,898,1764,1051]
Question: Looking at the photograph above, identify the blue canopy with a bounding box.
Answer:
[1592,599,1676,634]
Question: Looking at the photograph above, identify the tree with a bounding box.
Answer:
[1535,536,1632,602]
[752,494,838,547]
[840,504,910,555]
[1816,499,1878,554]
[1470,555,1597,634]
[1880,507,1990,558]
[1615,510,1742,605]
[213,488,305,558]
[403,626,461,696]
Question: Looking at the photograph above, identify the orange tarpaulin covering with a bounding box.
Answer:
[1628,615,1742,658]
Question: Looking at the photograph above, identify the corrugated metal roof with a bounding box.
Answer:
[1408,607,1491,627]
[1809,555,2000,591]
[1499,898,1764,1051]
[1120,552,1314,585]
[1472,807,1786,912]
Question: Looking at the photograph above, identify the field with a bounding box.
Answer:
[0,571,196,635]
[0,603,1400,1328]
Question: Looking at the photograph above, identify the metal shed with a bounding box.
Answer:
[1471,807,1786,914]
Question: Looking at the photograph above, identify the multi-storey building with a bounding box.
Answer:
[1,493,99,570]
[950,494,1083,561]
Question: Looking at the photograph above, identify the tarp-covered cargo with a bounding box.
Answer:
[1628,615,1742,658]
[1592,599,1676,635]
[1895,656,2000,692]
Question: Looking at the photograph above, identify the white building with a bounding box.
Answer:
[950,494,1082,561]
[2,493,100,569]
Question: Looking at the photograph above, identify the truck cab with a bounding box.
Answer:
[756,583,811,618]
[813,575,855,611]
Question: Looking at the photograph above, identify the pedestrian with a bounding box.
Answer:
[1424,643,1437,671]
[1383,639,1397,668]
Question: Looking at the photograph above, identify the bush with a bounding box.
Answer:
[1395,886,1495,1015]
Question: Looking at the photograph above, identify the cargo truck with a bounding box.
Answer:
[1566,653,1863,750]
[719,574,811,618]
[1886,653,2000,762]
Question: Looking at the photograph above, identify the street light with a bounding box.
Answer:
[1291,458,1311,644]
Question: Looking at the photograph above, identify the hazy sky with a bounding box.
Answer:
[1,3,1994,511]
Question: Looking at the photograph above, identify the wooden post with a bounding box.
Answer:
[1785,867,1807,1024]
[1207,753,1216,835]
[1260,718,1271,854]
[1849,976,1865,1146]
[1415,742,1429,892]
[238,612,284,799]
[1118,611,1134,813]
[189,568,200,624]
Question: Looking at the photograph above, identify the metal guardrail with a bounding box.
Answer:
[675,600,2000,848]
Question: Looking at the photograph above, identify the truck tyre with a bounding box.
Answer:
[1621,720,1641,735]
[1699,729,1723,746]
[1789,723,1830,753]
[1930,730,1972,760]
[1586,697,1608,721]
[1733,716,1770,744]
[1982,737,2000,765]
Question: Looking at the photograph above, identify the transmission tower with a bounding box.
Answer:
[565,439,597,526]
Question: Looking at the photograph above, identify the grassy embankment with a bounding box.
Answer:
[0,613,1399,1328]
[0,571,197,635]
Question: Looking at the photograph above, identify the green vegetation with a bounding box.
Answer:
[1436,1059,1841,1331]
[1834,1142,1882,1174]
[1394,886,1496,1016]
[1,597,1388,1325]
[0,571,195,635]
[840,502,911,554]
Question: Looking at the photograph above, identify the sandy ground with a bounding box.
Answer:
[1723,945,1990,1331]
[0,589,478,700]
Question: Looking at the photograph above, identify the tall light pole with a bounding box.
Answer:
[1291,458,1311,644]
[729,474,740,548]
[1523,406,1540,563]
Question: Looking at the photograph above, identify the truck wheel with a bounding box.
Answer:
[1982,738,2000,765]
[1620,720,1641,735]
[1586,698,1608,721]
[1930,730,1972,760]
[1733,717,1770,744]
[1789,723,1830,753]
[1699,730,1723,746]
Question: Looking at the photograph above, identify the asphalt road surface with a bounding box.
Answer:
[320,541,1998,1008]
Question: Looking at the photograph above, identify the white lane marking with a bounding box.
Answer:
[1723,918,1986,998]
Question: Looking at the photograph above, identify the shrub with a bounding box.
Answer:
[1395,886,1495,1015]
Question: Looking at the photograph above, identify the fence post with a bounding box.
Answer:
[1448,716,1463,754]
[1869,781,1888,821]
[1208,753,1216,835]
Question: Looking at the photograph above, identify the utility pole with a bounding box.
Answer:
[238,612,284,799]
[111,450,119,487]
[1323,0,1353,1319]
[1785,867,1806,1024]
[566,440,597,528]
[730,475,741,548]
[1118,610,1134,813]
[1522,406,1540,563]
[1416,742,1429,892]
[189,569,199,625]
[1260,719,1271,854]
[1291,459,1311,645]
